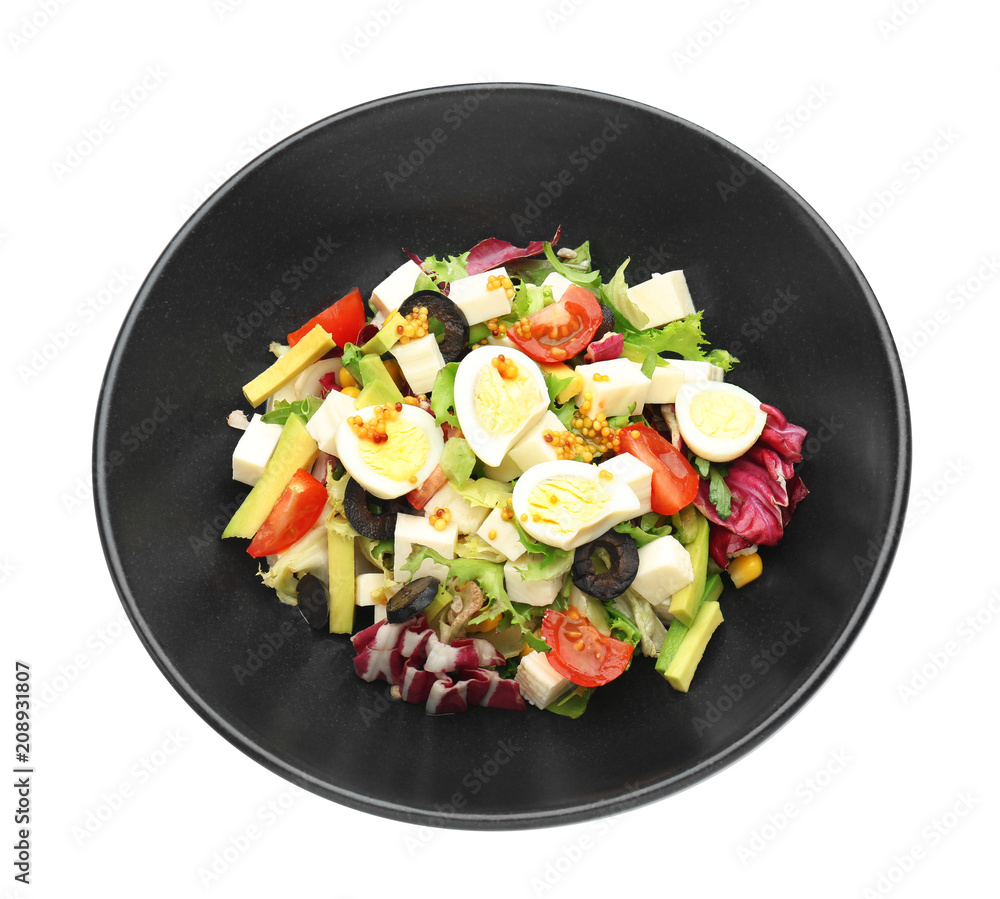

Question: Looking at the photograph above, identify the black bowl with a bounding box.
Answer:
[94,83,909,828]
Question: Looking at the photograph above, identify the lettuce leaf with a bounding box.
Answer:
[421,252,469,284]
[623,312,737,371]
[600,257,645,332]
[261,396,323,426]
[453,477,513,510]
[613,514,673,547]
[429,362,460,428]
[440,437,475,487]
[258,523,329,606]
[402,546,548,651]
[542,242,602,291]
[546,686,593,719]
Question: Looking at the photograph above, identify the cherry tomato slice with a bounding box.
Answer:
[507,284,602,364]
[247,469,327,557]
[287,287,366,348]
[617,424,699,516]
[541,608,634,688]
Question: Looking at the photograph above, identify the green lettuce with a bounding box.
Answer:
[454,477,513,509]
[422,252,469,283]
[261,396,323,426]
[440,437,475,487]
[429,362,459,428]
[402,547,548,652]
[622,312,738,371]
[542,242,602,291]
[257,524,329,606]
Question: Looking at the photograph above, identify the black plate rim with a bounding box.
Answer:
[92,81,911,830]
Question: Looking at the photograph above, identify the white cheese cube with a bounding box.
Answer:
[305,389,357,455]
[426,482,490,535]
[624,270,695,329]
[515,651,573,708]
[483,455,523,482]
[373,603,388,623]
[574,358,651,418]
[597,453,653,516]
[232,414,283,485]
[507,411,567,472]
[646,362,686,404]
[389,333,445,395]
[393,512,458,583]
[541,272,574,301]
[504,559,561,607]
[629,535,694,607]
[370,259,421,318]
[476,509,526,562]
[355,571,387,607]
[648,359,724,404]
[447,266,513,324]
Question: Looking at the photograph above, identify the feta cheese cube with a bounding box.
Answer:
[389,332,445,395]
[232,414,283,485]
[541,271,574,301]
[507,411,567,472]
[355,571,387,607]
[516,651,573,708]
[504,559,561,606]
[393,512,458,583]
[574,357,651,417]
[370,259,421,317]
[447,266,513,324]
[373,603,388,623]
[597,453,653,516]
[629,535,694,607]
[476,508,525,562]
[624,270,695,329]
[426,482,490,535]
[305,389,357,455]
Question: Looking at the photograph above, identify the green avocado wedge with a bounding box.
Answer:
[221,414,318,540]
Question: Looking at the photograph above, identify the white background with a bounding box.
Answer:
[4,0,996,896]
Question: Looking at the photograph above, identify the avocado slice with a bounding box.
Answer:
[221,414,318,539]
[242,324,335,407]
[668,507,709,626]
[656,573,723,675]
[355,354,404,407]
[360,310,404,356]
[326,526,355,634]
[662,600,724,692]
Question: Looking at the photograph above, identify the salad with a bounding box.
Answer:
[222,235,809,717]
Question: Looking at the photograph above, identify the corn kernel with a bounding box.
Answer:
[729,552,762,588]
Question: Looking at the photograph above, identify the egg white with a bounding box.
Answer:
[674,380,767,463]
[453,345,549,467]
[334,404,444,499]
[511,459,641,551]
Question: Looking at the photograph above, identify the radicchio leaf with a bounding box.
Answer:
[464,227,561,275]
[584,331,625,363]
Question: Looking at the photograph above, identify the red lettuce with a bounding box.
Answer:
[694,405,809,567]
[464,228,561,275]
[584,331,624,363]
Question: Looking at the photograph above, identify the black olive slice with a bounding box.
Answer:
[343,479,414,540]
[295,573,330,629]
[399,290,470,363]
[571,530,640,600]
[592,304,617,343]
[386,576,440,623]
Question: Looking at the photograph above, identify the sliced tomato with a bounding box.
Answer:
[507,284,602,364]
[247,469,327,557]
[541,608,634,688]
[618,424,699,516]
[287,287,366,348]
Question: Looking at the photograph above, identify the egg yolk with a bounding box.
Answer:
[526,476,609,535]
[473,363,542,435]
[357,417,429,481]
[690,390,757,439]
